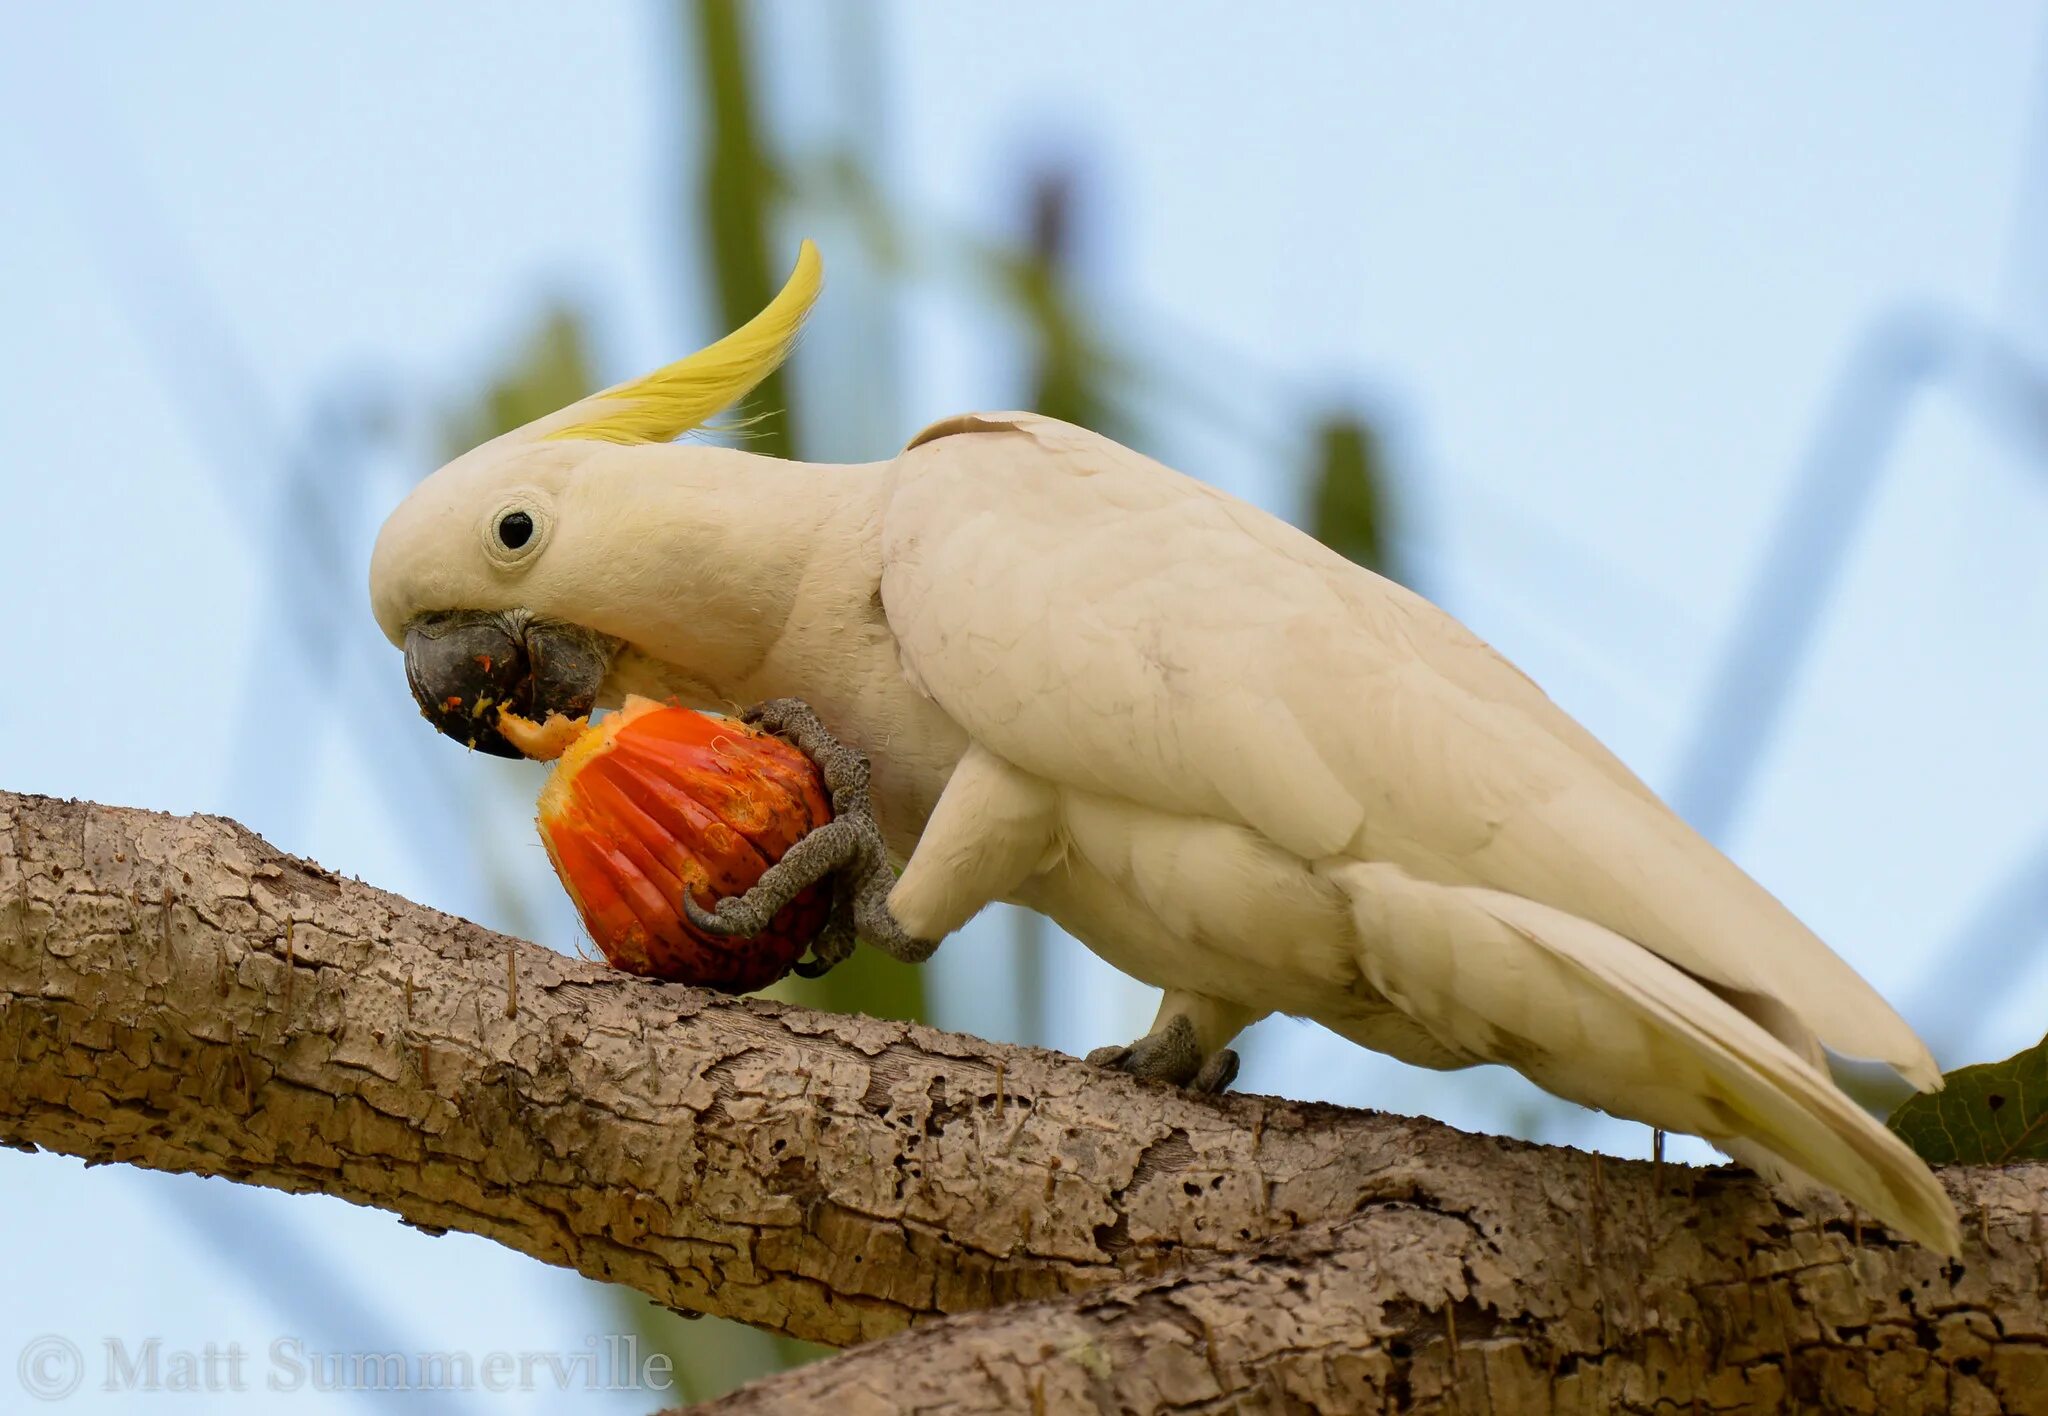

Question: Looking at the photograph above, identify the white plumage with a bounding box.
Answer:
[370,375,1959,1255]
[879,411,1955,1252]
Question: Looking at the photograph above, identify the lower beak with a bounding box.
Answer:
[402,611,617,758]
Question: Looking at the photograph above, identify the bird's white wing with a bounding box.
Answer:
[880,413,1936,1087]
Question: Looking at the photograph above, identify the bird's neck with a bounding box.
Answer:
[588,447,895,712]
[590,442,971,856]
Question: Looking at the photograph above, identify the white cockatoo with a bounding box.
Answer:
[370,243,1958,1253]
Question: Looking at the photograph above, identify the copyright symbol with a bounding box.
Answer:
[17,1335,82,1401]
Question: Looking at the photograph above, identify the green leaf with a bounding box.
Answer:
[1307,413,1393,575]
[610,1287,827,1406]
[1011,166,1126,444]
[1887,1033,2048,1164]
[690,0,798,461]
[440,303,599,457]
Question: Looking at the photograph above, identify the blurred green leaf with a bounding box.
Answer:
[814,149,909,275]
[1888,1034,2048,1164]
[1009,167,1126,444]
[1307,413,1393,575]
[441,303,598,457]
[615,1289,827,1406]
[770,944,927,1021]
[692,0,797,461]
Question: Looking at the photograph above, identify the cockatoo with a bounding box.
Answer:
[370,242,1959,1253]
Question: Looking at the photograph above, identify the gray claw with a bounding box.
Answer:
[686,697,941,970]
[1086,1016,1238,1094]
[1191,1048,1240,1095]
[683,893,753,937]
[793,882,858,978]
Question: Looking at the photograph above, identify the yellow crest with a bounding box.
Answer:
[542,241,822,446]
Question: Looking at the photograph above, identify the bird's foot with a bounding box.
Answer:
[743,698,871,805]
[684,697,939,972]
[1086,1015,1240,1094]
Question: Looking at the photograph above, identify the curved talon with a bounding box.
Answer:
[740,698,793,727]
[1085,1016,1239,1094]
[740,702,783,732]
[794,892,857,978]
[1191,1048,1241,1095]
[683,893,751,938]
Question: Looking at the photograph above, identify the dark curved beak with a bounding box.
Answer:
[402,611,618,758]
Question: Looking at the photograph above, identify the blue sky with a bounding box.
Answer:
[3,4,2046,1408]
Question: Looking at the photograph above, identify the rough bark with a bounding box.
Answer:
[689,1160,2048,1416]
[5,790,2047,1414]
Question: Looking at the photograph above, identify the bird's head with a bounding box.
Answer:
[368,242,822,757]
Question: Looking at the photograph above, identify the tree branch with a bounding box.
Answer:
[5,792,2046,1414]
[689,1152,2048,1415]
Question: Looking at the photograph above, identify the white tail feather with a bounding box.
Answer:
[1321,862,1959,1255]
[1476,892,1959,1254]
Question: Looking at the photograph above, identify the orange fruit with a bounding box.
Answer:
[530,696,832,991]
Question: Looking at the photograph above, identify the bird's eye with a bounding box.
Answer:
[480,494,550,569]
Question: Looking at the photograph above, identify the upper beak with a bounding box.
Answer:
[402,611,618,758]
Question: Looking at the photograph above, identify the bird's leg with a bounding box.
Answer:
[1087,991,1260,1095]
[684,697,940,966]
[682,818,861,936]
[744,698,871,804]
[887,743,1061,941]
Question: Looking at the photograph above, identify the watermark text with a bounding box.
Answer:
[15,1333,674,1400]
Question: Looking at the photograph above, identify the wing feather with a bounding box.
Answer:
[880,412,1936,1086]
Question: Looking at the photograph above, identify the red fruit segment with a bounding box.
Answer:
[535,696,832,992]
